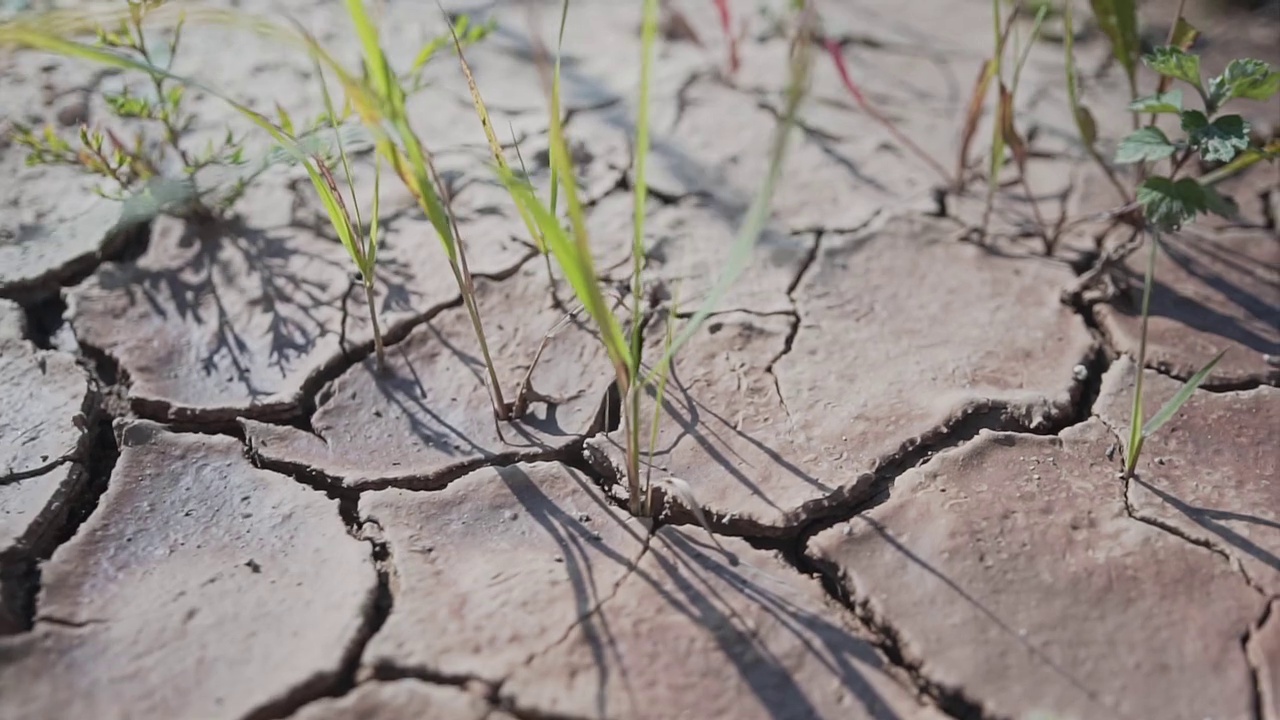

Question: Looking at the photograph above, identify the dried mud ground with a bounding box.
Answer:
[1,0,1278,718]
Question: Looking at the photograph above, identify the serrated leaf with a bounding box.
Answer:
[1201,184,1237,219]
[1137,176,1206,231]
[1127,89,1182,114]
[1207,58,1280,110]
[1143,46,1201,90]
[1115,127,1177,164]
[1182,111,1251,163]
[1141,348,1227,438]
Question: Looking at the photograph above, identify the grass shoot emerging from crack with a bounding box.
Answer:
[1122,234,1225,477]
[467,0,814,519]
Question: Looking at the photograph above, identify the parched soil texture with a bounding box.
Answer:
[1,0,1278,719]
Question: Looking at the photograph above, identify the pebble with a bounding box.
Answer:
[56,99,88,127]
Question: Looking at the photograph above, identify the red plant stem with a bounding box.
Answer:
[713,0,740,74]
[823,37,951,184]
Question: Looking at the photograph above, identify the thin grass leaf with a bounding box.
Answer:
[956,59,995,188]
[647,9,814,381]
[1063,0,1129,202]
[646,303,678,489]
[548,0,571,216]
[497,167,631,378]
[1141,348,1225,438]
[981,1,1019,233]
[439,2,544,256]
[654,476,731,557]
[344,0,395,103]
[1125,233,1157,474]
[1010,5,1048,96]
[368,154,382,270]
[631,0,658,372]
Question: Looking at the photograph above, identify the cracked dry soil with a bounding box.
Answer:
[1,0,1277,718]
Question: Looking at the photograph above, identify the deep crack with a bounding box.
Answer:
[797,551,997,720]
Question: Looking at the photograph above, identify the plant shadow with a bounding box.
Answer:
[499,464,921,719]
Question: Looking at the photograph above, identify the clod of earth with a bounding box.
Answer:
[1096,356,1280,594]
[0,422,377,720]
[1093,229,1280,387]
[807,419,1264,720]
[285,679,510,720]
[591,213,1094,536]
[67,173,529,425]
[243,262,615,490]
[0,325,97,634]
[359,460,943,719]
[0,333,95,479]
[0,53,137,302]
[0,463,87,634]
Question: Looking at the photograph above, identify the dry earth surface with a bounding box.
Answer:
[0,0,1277,718]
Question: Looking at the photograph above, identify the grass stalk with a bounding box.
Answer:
[1124,232,1156,475]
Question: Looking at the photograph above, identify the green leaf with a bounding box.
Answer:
[1207,58,1280,109]
[1137,176,1207,231]
[1127,89,1182,114]
[1114,127,1177,164]
[1169,17,1200,51]
[1201,184,1237,219]
[1141,348,1227,438]
[1181,111,1251,163]
[1075,105,1098,147]
[1089,0,1140,90]
[1143,46,1202,91]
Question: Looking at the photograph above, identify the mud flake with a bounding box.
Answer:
[808,420,1262,720]
[0,423,376,720]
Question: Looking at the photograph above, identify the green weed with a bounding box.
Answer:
[1066,6,1276,473]
[8,1,251,219]
[481,0,814,517]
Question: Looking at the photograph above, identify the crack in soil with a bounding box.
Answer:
[1244,598,1277,720]
[233,465,392,720]
[5,376,118,633]
[1089,386,1270,600]
[515,534,654,675]
[797,549,998,720]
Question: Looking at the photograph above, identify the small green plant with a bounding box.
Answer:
[1061,8,1272,474]
[1121,234,1225,477]
[9,0,251,218]
[1114,51,1279,232]
[460,0,813,518]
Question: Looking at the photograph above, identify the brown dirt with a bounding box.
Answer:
[0,0,1276,718]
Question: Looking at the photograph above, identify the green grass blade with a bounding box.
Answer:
[631,0,658,373]
[316,60,368,267]
[1010,5,1048,97]
[548,0,572,216]
[1063,2,1130,202]
[440,2,544,255]
[645,16,813,382]
[1141,348,1226,438]
[1125,233,1157,473]
[368,154,382,272]
[343,0,394,102]
[498,167,631,377]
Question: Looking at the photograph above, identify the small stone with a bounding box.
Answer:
[55,98,88,127]
[1072,364,1089,381]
